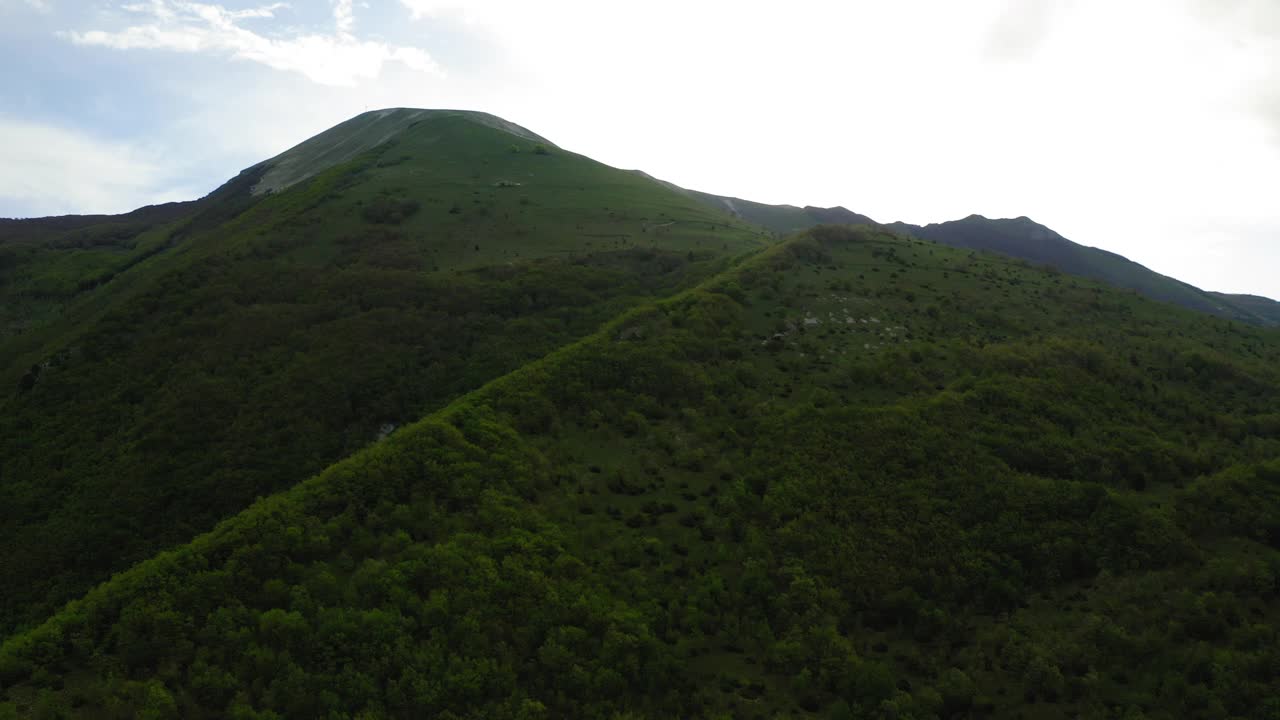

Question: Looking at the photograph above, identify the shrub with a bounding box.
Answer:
[360,197,420,225]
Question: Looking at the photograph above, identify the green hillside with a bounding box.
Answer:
[888,216,1280,327]
[669,185,1280,327]
[1209,292,1280,326]
[0,201,196,345]
[4,225,1278,719]
[0,110,766,634]
[249,108,554,196]
[630,172,876,237]
[695,195,875,237]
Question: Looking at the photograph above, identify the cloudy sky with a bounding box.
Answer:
[2,0,1277,297]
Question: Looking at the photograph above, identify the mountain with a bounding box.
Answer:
[3,110,1280,718]
[1208,291,1280,326]
[0,108,766,633]
[670,187,1280,327]
[680,192,875,236]
[886,214,1280,327]
[631,173,876,236]
[3,223,1279,718]
[248,108,554,197]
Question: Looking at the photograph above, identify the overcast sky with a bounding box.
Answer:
[2,0,1277,298]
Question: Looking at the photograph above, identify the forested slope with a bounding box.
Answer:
[4,226,1278,719]
[0,110,765,634]
[0,199,200,347]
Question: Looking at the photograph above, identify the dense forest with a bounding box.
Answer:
[3,221,1278,718]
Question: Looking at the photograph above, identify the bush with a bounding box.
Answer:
[361,197,420,225]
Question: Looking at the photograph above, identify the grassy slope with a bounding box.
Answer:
[4,227,1278,719]
[251,108,552,195]
[637,176,876,237]
[0,111,766,634]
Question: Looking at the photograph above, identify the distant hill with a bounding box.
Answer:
[887,214,1280,327]
[670,184,1280,326]
[0,201,196,243]
[0,200,200,341]
[631,172,876,236]
[683,192,876,235]
[1208,291,1280,325]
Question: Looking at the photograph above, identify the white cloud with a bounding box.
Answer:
[64,0,442,86]
[396,0,447,19]
[984,0,1070,60]
[1,0,53,11]
[0,118,191,216]
[331,0,352,35]
[1184,0,1280,146]
[227,2,288,20]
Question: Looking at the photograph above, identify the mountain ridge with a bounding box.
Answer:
[661,179,1280,325]
[8,107,1276,325]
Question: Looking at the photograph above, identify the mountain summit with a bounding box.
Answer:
[250,108,553,195]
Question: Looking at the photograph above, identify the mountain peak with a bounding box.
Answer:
[250,108,551,196]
